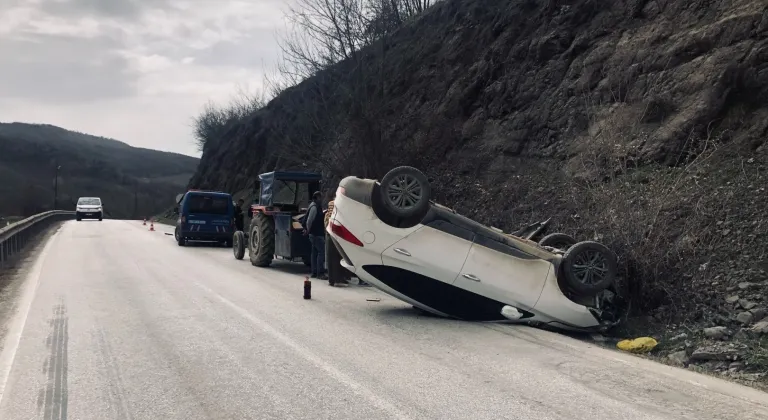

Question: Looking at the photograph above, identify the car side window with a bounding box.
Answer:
[473,234,537,260]
[426,220,475,242]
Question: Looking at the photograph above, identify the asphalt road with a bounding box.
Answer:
[0,220,767,420]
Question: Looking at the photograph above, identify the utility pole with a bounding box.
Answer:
[53,160,61,210]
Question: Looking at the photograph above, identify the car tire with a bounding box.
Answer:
[249,212,275,267]
[175,229,185,247]
[302,256,311,267]
[233,231,246,260]
[560,241,617,296]
[539,233,577,251]
[378,166,431,220]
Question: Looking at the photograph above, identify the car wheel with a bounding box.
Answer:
[378,166,432,220]
[539,233,577,251]
[233,231,246,260]
[561,241,617,296]
[249,212,275,267]
[175,229,186,247]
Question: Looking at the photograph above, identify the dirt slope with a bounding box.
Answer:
[190,0,768,383]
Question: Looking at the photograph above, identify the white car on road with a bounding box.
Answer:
[76,197,103,221]
[326,166,623,332]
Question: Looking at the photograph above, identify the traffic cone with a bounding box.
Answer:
[143,218,147,226]
[149,221,155,231]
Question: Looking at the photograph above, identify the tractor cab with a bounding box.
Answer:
[250,171,322,216]
[233,171,323,267]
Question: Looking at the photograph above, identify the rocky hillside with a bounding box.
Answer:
[190,0,767,382]
[0,122,199,219]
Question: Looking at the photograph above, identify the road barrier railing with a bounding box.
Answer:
[0,211,75,267]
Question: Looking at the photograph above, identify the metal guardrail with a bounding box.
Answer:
[0,211,75,266]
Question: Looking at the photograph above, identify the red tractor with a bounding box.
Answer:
[232,171,322,267]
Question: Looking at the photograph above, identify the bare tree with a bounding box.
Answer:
[191,86,268,152]
[270,0,436,178]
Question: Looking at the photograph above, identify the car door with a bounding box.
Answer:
[381,220,474,285]
[454,234,550,311]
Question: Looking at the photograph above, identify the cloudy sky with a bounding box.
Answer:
[0,0,292,157]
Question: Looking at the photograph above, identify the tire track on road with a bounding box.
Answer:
[39,299,68,420]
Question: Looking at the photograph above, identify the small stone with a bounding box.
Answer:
[739,299,757,310]
[669,332,688,341]
[725,295,740,304]
[691,343,743,361]
[751,321,768,335]
[738,282,754,290]
[728,361,744,372]
[733,329,749,340]
[750,308,767,320]
[668,350,689,366]
[736,311,754,325]
[737,373,766,381]
[703,326,729,340]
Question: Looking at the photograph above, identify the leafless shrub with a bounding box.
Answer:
[192,86,268,152]
[268,0,436,179]
[564,104,733,315]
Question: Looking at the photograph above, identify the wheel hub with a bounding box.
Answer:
[387,174,422,210]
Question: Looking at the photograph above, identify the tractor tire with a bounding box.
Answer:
[233,231,246,260]
[248,212,275,267]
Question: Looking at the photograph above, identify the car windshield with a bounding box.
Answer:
[272,180,310,207]
[187,194,229,215]
[77,198,101,205]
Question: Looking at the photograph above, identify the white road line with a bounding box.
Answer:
[193,282,414,420]
[0,226,61,404]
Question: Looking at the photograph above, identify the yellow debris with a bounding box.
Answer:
[616,337,658,353]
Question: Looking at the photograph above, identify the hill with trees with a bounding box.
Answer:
[0,122,199,219]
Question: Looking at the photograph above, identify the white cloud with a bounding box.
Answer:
[0,0,290,157]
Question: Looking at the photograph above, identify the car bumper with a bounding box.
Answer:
[76,211,102,219]
[178,230,232,241]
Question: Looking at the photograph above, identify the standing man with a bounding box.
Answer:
[234,198,245,231]
[304,191,327,279]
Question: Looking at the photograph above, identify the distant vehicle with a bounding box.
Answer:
[232,171,321,267]
[327,166,623,332]
[174,190,235,247]
[76,197,103,221]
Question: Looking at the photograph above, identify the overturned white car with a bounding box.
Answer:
[326,166,623,332]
